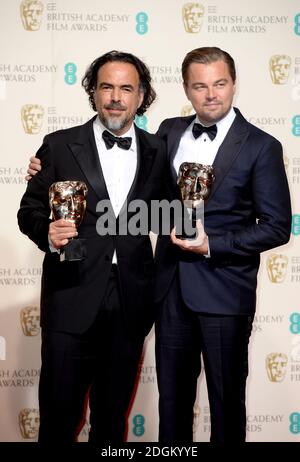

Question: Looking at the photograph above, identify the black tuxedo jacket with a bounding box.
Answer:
[155,108,291,316]
[18,116,167,337]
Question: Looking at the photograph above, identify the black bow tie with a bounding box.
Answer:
[192,123,217,141]
[102,130,132,150]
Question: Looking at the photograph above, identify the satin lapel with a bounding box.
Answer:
[68,117,110,202]
[125,125,157,204]
[208,109,250,202]
[168,116,196,185]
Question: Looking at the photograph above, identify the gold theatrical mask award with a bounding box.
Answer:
[49,181,88,262]
[177,162,215,239]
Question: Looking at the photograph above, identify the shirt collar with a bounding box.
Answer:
[93,116,136,151]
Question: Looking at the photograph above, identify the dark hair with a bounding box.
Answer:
[182,47,236,84]
[82,50,156,116]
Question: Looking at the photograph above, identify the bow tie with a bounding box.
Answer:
[102,130,132,150]
[192,123,217,141]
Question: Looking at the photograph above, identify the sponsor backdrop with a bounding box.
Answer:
[0,0,299,442]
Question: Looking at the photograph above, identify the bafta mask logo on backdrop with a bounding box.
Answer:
[19,408,40,439]
[182,3,204,33]
[266,353,288,382]
[269,55,291,85]
[21,104,44,134]
[192,404,201,434]
[266,254,288,283]
[283,154,289,171]
[0,335,6,360]
[20,0,44,31]
[181,104,194,117]
[20,306,40,337]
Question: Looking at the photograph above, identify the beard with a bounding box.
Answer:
[101,116,129,132]
[99,103,134,133]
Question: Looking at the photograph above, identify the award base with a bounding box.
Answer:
[176,207,198,240]
[176,218,197,240]
[60,239,86,262]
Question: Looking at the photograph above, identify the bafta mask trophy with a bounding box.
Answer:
[177,162,215,239]
[49,181,88,262]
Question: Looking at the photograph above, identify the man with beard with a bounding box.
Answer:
[18,50,167,444]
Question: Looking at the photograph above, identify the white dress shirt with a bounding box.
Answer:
[93,117,138,263]
[173,107,236,254]
[173,107,236,175]
[49,117,137,263]
[93,117,137,218]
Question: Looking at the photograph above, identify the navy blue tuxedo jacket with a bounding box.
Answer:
[18,116,167,337]
[155,108,291,316]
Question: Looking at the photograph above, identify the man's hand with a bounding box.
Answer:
[49,219,78,250]
[25,156,41,181]
[170,219,209,255]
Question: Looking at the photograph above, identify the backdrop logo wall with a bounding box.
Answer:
[206,7,288,34]
[0,63,57,84]
[193,404,201,434]
[19,408,39,439]
[0,267,42,286]
[265,353,288,382]
[182,3,204,33]
[291,337,300,362]
[132,414,145,436]
[247,116,286,128]
[266,254,288,283]
[290,312,300,334]
[289,412,300,434]
[46,107,90,133]
[0,336,6,360]
[21,104,44,134]
[64,62,77,85]
[195,405,211,434]
[20,306,40,337]
[181,105,194,116]
[292,215,300,236]
[292,115,300,136]
[269,55,291,85]
[283,155,289,171]
[294,14,300,35]
[20,0,44,31]
[291,257,300,283]
[253,314,284,333]
[136,12,148,35]
[0,166,28,185]
[44,2,130,32]
[138,364,156,384]
[247,414,284,433]
[135,115,148,131]
[0,369,40,388]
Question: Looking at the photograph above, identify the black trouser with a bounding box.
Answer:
[155,273,253,443]
[38,267,144,444]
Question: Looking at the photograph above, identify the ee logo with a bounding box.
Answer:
[289,413,300,434]
[132,414,145,436]
[135,115,148,131]
[291,215,300,236]
[292,115,300,136]
[290,312,300,334]
[136,12,148,35]
[64,62,77,85]
[294,14,300,35]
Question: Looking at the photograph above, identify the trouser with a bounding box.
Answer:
[155,273,253,443]
[38,266,144,444]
